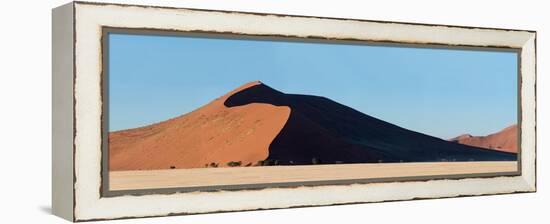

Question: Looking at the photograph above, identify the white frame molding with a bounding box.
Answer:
[52,1,536,221]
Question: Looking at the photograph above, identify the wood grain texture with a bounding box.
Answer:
[110,161,518,191]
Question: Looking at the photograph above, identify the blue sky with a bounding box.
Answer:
[108,33,518,139]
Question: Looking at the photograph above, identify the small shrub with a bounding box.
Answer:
[227,161,242,167]
[256,159,282,166]
[260,160,273,166]
[311,157,322,165]
[170,166,176,169]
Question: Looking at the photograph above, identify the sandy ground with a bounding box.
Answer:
[110,161,518,191]
[450,125,518,153]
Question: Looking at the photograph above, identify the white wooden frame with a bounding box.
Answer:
[52,1,536,222]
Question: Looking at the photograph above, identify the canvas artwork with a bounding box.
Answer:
[104,30,519,193]
[52,2,536,221]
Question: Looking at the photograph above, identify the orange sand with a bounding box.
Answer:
[109,81,291,170]
[450,125,518,153]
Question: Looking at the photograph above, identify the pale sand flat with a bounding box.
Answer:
[110,161,518,191]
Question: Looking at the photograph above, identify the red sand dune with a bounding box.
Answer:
[449,125,518,153]
[109,81,290,170]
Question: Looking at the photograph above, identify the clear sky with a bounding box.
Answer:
[108,33,518,139]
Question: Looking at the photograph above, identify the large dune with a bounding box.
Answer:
[225,82,516,165]
[449,125,518,153]
[110,81,516,171]
[109,81,290,170]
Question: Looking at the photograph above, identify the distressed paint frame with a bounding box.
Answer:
[100,27,523,197]
[52,1,536,221]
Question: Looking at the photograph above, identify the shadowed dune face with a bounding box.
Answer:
[109,81,290,170]
[450,125,518,153]
[225,83,517,165]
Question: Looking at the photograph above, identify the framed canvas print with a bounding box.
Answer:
[52,1,537,222]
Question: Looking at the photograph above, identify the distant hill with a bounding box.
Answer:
[449,125,518,153]
[110,81,516,171]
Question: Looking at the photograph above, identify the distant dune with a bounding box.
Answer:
[110,81,516,171]
[449,125,518,153]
